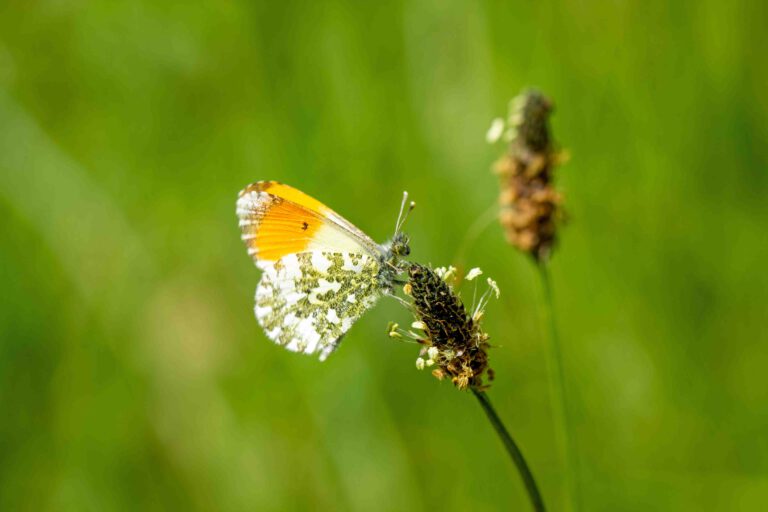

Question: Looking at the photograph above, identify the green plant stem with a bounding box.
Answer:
[471,388,546,512]
[537,262,580,511]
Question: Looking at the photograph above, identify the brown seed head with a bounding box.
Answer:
[495,89,565,262]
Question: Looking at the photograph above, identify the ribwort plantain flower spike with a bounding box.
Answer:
[401,264,496,390]
[489,89,567,262]
[392,263,545,510]
[385,255,544,508]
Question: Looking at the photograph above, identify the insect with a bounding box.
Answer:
[236,181,413,360]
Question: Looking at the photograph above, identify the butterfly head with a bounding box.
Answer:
[389,232,410,257]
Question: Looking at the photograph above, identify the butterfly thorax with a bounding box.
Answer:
[377,232,412,294]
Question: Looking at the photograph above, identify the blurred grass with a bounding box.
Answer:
[1,1,767,510]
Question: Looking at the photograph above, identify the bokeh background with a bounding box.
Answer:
[1,1,766,510]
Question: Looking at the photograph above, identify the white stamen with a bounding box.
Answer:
[465,267,483,281]
[487,278,500,298]
[486,117,505,144]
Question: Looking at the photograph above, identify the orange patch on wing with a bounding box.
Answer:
[253,199,324,261]
[239,181,340,261]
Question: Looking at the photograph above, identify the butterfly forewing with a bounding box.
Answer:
[255,251,381,360]
[237,181,380,265]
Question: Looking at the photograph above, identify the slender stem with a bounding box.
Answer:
[452,203,499,270]
[537,262,580,511]
[471,388,546,512]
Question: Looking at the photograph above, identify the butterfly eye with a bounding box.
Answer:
[391,233,410,256]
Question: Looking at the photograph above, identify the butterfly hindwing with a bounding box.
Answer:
[255,251,382,360]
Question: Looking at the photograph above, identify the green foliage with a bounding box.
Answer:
[0,1,766,510]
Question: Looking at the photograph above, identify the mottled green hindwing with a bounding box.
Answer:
[255,251,381,360]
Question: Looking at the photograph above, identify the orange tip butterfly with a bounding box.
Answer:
[236,181,413,360]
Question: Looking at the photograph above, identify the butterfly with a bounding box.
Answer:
[236,181,413,360]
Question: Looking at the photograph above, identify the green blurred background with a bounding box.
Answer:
[1,1,766,510]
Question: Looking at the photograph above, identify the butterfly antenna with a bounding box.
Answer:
[394,191,416,236]
[394,191,408,235]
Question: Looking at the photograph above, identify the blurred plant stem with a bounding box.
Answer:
[537,262,580,511]
[471,388,546,512]
[453,204,499,272]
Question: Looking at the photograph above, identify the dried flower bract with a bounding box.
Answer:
[491,89,565,262]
